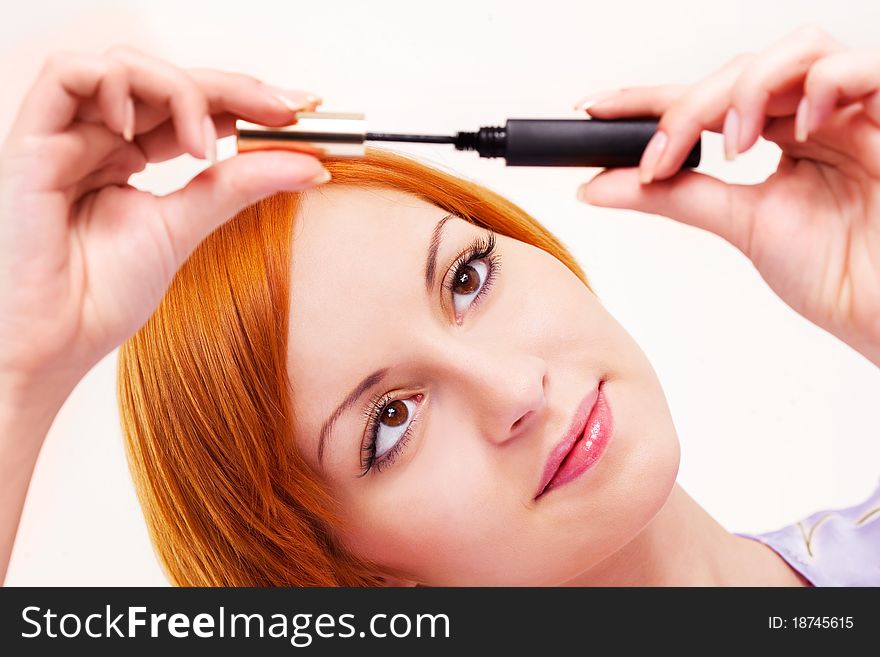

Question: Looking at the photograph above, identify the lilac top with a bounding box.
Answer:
[735,479,880,586]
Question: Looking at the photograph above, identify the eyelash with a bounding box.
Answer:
[357,231,501,477]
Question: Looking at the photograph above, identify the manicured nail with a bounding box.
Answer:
[639,130,667,184]
[122,97,135,142]
[202,115,217,164]
[573,89,620,112]
[309,169,332,185]
[263,85,322,112]
[273,93,306,112]
[723,107,740,160]
[735,110,758,155]
[794,96,810,143]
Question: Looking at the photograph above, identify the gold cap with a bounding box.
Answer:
[236,111,366,158]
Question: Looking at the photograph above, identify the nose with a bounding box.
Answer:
[426,338,548,445]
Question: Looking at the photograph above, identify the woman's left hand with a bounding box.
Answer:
[575,24,880,367]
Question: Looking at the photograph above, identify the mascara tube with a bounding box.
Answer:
[452,118,701,168]
[235,112,701,169]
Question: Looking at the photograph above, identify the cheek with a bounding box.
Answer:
[498,248,579,341]
[499,244,614,370]
[336,444,530,584]
[574,376,681,554]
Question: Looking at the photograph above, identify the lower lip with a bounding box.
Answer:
[539,381,614,498]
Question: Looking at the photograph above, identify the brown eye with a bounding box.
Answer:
[452,265,481,295]
[380,399,409,427]
[371,397,418,463]
[449,258,491,317]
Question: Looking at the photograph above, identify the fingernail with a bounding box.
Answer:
[576,185,590,203]
[202,115,217,164]
[735,110,756,155]
[639,130,667,184]
[263,85,323,112]
[723,107,740,160]
[573,88,620,112]
[794,96,810,143]
[273,93,307,113]
[122,97,135,142]
[309,168,332,185]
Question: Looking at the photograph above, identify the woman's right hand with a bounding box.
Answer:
[0,46,331,405]
[576,26,880,367]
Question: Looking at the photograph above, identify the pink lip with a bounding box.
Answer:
[534,379,613,500]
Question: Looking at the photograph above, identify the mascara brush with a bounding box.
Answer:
[236,111,701,169]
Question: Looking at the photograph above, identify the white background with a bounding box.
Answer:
[1,0,878,585]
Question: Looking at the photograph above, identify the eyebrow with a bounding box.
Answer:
[316,212,455,467]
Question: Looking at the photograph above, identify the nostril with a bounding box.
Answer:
[511,411,531,433]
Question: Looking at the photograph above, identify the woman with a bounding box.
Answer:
[1,25,878,586]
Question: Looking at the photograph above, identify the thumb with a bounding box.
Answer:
[577,168,759,256]
[156,150,329,262]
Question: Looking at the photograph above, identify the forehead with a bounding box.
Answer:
[291,185,443,255]
[287,185,450,312]
[285,185,458,460]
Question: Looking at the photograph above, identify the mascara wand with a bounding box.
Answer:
[236,112,701,169]
[365,132,457,145]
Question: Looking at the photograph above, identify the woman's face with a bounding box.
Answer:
[286,184,680,585]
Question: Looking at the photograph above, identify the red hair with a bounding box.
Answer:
[117,147,592,586]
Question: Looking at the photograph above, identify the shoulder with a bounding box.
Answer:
[736,479,880,587]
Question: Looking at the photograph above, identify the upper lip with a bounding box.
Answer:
[534,380,602,500]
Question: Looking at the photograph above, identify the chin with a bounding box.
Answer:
[546,377,682,578]
[605,381,682,550]
[606,432,680,560]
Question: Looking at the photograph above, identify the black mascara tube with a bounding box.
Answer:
[448,118,701,168]
[236,113,701,170]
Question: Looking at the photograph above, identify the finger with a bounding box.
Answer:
[763,110,877,170]
[12,48,327,180]
[69,156,146,204]
[801,48,880,136]
[62,101,301,178]
[86,71,323,164]
[186,67,322,123]
[576,167,760,257]
[154,151,331,266]
[579,81,802,122]
[729,24,844,156]
[639,54,751,183]
[13,47,208,159]
[577,79,803,125]
[11,52,131,139]
[131,80,323,164]
[103,45,212,159]
[652,26,843,181]
[774,105,880,180]
[866,90,880,126]
[89,58,131,139]
[576,84,688,119]
[76,70,323,139]
[135,112,236,163]
[17,122,130,191]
